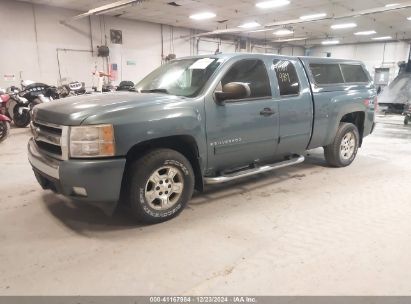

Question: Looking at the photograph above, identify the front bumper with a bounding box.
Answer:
[28,139,127,214]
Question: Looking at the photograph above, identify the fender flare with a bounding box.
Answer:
[324,105,366,147]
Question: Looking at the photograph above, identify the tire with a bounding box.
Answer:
[405,117,409,125]
[324,122,360,168]
[125,148,195,224]
[0,121,10,143]
[13,105,30,128]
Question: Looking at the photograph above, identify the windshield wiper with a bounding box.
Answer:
[140,88,169,94]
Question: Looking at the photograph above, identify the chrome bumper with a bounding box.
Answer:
[28,139,60,179]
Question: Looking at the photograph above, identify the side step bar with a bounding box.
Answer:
[204,155,305,185]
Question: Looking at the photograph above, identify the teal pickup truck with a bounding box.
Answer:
[28,53,376,223]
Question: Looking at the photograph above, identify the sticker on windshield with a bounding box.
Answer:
[189,58,215,70]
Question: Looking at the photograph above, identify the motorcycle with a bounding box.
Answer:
[7,81,59,127]
[57,81,86,98]
[0,114,10,143]
[404,102,411,125]
[1,86,28,128]
[0,90,11,142]
[116,81,135,91]
[6,87,31,128]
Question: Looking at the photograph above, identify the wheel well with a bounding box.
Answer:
[125,135,204,192]
[340,111,365,146]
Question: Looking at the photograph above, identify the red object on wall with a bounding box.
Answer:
[109,63,118,81]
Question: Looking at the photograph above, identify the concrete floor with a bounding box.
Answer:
[0,115,410,295]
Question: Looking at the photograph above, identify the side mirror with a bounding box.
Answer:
[214,82,251,105]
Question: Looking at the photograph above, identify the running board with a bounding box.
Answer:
[204,155,305,185]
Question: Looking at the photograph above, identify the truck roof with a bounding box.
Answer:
[177,53,364,65]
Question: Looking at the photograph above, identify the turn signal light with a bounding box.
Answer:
[364,97,378,111]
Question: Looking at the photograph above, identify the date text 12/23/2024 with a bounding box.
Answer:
[149,296,257,303]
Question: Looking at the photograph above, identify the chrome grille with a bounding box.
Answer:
[30,120,69,160]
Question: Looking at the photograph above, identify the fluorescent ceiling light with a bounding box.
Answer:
[385,3,399,7]
[189,12,216,20]
[248,28,273,33]
[274,37,308,42]
[238,22,261,28]
[300,13,327,20]
[274,29,294,36]
[354,30,377,36]
[256,0,290,9]
[322,40,340,45]
[71,0,143,20]
[372,36,392,40]
[331,23,357,29]
[407,17,411,20]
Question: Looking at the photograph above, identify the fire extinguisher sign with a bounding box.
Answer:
[3,74,15,81]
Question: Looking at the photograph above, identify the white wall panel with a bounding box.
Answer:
[251,46,279,54]
[197,39,236,55]
[0,0,192,88]
[0,0,42,86]
[280,47,305,56]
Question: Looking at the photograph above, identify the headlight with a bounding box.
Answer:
[69,124,115,158]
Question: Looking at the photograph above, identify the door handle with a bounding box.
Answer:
[260,107,276,116]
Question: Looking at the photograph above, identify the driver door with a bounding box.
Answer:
[204,58,279,174]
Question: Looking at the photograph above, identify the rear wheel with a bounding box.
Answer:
[324,123,360,167]
[125,149,195,224]
[0,121,10,143]
[13,105,30,128]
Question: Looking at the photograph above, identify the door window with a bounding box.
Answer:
[221,59,272,99]
[272,60,300,96]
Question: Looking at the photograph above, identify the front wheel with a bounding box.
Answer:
[405,117,409,125]
[13,105,31,128]
[324,123,360,167]
[125,149,195,224]
[0,121,10,143]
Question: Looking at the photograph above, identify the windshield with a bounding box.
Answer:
[135,57,222,97]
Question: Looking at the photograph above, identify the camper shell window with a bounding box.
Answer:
[309,63,369,85]
[340,64,369,83]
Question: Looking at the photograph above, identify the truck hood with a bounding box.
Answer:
[34,92,182,125]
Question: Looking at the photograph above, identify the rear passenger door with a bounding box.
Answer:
[271,58,313,155]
